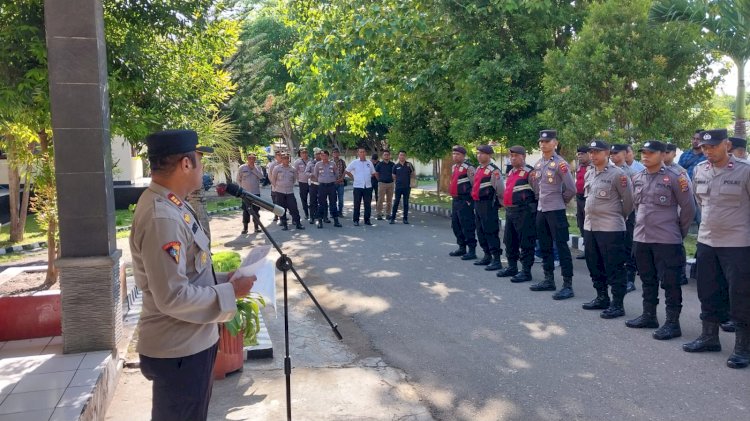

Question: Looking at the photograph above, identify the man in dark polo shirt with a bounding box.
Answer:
[390,150,416,224]
[375,150,396,220]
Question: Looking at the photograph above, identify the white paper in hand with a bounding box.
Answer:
[229,245,277,314]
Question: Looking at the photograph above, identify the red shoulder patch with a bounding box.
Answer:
[678,175,689,192]
[559,163,568,173]
[620,175,628,188]
[162,241,181,264]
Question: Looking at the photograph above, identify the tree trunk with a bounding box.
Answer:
[38,131,58,286]
[439,156,452,196]
[734,58,747,139]
[187,188,211,244]
[7,140,31,243]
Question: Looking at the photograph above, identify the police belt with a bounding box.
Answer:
[452,195,472,201]
[576,193,585,200]
[506,202,537,212]
[319,182,335,186]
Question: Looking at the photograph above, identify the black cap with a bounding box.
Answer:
[665,143,678,152]
[539,130,557,141]
[509,145,526,155]
[576,145,590,153]
[146,129,213,158]
[452,145,467,155]
[371,153,379,160]
[476,145,494,154]
[639,140,666,152]
[694,129,705,134]
[610,144,628,153]
[729,137,747,150]
[587,140,609,151]
[698,129,728,146]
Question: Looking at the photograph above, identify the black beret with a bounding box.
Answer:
[146,129,213,158]
[587,140,609,151]
[509,145,526,155]
[476,145,494,154]
[665,143,678,152]
[610,144,628,153]
[729,137,747,150]
[698,129,728,146]
[539,130,557,141]
[638,140,666,153]
[576,145,590,153]
[371,153,379,160]
[452,145,467,155]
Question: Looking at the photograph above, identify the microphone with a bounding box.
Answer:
[225,183,286,217]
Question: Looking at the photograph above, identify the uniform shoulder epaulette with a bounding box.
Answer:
[460,162,470,169]
[524,164,534,171]
[734,158,750,167]
[153,195,183,221]
[488,162,500,171]
[664,165,682,176]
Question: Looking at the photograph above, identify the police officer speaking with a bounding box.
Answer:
[447,145,478,260]
[496,145,537,283]
[580,140,634,319]
[625,141,695,339]
[471,145,505,272]
[683,129,750,370]
[529,130,577,299]
[130,129,256,420]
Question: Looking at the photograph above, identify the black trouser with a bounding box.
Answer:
[634,242,683,311]
[371,177,378,203]
[271,191,286,222]
[584,230,626,298]
[536,209,573,277]
[576,194,586,236]
[298,182,310,218]
[624,211,636,274]
[277,192,301,224]
[696,243,750,325]
[352,187,373,222]
[318,183,338,218]
[451,197,477,248]
[241,199,260,230]
[140,343,218,421]
[475,199,501,255]
[504,205,536,268]
[309,183,319,219]
[391,186,411,221]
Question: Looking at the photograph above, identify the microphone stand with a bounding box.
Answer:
[245,199,343,421]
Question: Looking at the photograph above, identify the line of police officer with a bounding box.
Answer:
[448,129,749,370]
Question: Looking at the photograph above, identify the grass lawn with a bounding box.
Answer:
[0,216,47,249]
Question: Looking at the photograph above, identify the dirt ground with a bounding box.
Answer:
[0,270,57,295]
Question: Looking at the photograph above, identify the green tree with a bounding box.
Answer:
[542,0,719,150]
[650,0,750,138]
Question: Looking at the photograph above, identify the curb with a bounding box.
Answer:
[245,312,273,360]
[0,241,48,256]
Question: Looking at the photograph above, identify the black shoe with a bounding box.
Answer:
[510,271,532,283]
[576,253,586,260]
[353,221,360,226]
[403,219,409,224]
[295,223,305,230]
[324,218,331,223]
[626,282,636,293]
[530,273,556,291]
[377,216,384,220]
[683,321,722,353]
[625,313,659,329]
[474,254,491,266]
[653,320,681,340]
[485,256,502,271]
[364,220,373,226]
[389,219,395,224]
[449,246,467,257]
[255,227,262,233]
[601,305,625,319]
[309,218,315,224]
[582,295,610,310]
[282,225,289,231]
[552,286,574,300]
[721,320,738,333]
[317,219,323,229]
[727,326,750,369]
[241,229,248,235]
[334,219,342,227]
[496,266,518,277]
[461,247,477,260]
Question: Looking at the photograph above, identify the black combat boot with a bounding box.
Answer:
[626,270,636,293]
[582,290,610,310]
[449,245,467,257]
[727,325,750,369]
[241,223,248,235]
[530,271,556,291]
[461,246,477,261]
[600,295,625,319]
[281,222,289,231]
[295,222,305,230]
[721,320,738,332]
[333,217,342,227]
[683,321,722,353]
[324,217,331,223]
[625,302,659,328]
[510,267,532,283]
[317,219,323,229]
[552,277,574,300]
[496,260,518,277]
[485,253,503,271]
[653,308,681,340]
[679,270,688,285]
[473,253,491,266]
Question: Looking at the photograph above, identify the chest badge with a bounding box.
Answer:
[183,213,191,224]
[536,163,541,169]
[546,171,552,177]
[599,190,607,197]
[663,176,670,184]
[484,168,490,175]
[659,196,667,203]
[549,162,556,168]
[548,177,554,183]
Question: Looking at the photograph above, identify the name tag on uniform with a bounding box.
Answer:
[484,169,490,175]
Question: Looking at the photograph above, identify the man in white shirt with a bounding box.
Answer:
[345,147,377,226]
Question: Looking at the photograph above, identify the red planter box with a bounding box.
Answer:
[212,325,244,380]
[0,291,62,341]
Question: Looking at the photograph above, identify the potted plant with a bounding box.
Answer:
[212,251,265,379]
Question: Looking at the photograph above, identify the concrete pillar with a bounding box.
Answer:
[45,0,122,353]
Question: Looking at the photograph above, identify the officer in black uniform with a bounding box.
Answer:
[471,145,504,271]
[496,145,536,283]
[447,145,478,260]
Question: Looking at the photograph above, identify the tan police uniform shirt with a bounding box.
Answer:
[693,156,750,247]
[293,158,310,184]
[531,153,576,212]
[583,163,634,232]
[632,166,695,244]
[237,163,263,195]
[271,164,297,194]
[130,182,237,358]
[306,159,320,184]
